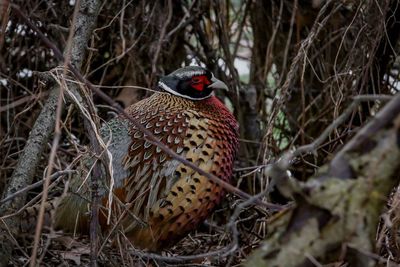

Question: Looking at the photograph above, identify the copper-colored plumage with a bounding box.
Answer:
[54,67,239,251]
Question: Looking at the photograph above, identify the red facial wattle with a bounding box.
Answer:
[191,75,211,91]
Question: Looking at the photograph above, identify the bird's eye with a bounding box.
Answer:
[191,77,202,84]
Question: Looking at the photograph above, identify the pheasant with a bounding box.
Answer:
[52,66,239,251]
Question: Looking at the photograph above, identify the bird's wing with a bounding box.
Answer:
[122,109,238,250]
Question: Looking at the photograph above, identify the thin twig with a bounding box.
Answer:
[0,170,74,205]
[276,94,393,174]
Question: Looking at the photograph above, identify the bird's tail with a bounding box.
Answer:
[17,199,59,234]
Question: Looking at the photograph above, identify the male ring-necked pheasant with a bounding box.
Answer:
[52,66,239,251]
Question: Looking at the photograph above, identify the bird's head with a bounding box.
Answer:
[157,66,228,100]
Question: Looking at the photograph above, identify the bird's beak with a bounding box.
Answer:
[209,76,229,91]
